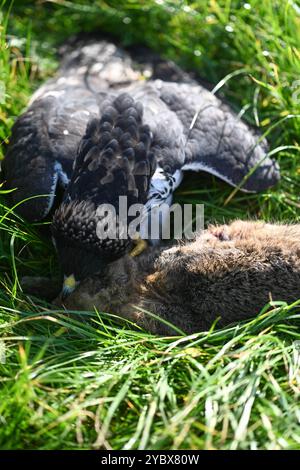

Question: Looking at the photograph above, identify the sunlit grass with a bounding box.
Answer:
[0,0,299,450]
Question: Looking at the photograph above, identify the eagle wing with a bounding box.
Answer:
[51,93,156,253]
[2,39,144,222]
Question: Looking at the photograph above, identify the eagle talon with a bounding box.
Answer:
[130,238,148,257]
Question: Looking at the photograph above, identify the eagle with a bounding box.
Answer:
[2,36,280,295]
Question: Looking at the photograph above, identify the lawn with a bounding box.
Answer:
[0,0,300,450]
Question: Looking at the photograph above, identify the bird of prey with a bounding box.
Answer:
[2,36,280,293]
[51,92,155,295]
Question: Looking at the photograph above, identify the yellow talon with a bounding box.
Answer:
[130,238,148,257]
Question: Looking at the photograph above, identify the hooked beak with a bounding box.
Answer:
[62,274,78,299]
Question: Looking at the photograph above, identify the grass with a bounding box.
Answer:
[0,0,300,450]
